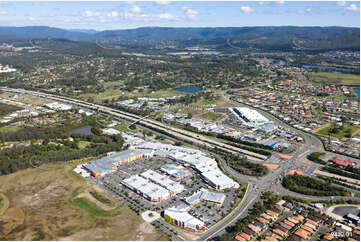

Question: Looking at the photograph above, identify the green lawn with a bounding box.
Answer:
[200,112,224,121]
[316,123,359,139]
[73,197,122,219]
[0,126,21,133]
[312,72,360,85]
[77,141,91,149]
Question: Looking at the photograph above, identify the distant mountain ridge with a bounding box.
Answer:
[0,26,359,50]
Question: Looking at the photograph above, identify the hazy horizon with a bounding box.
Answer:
[0,1,359,30]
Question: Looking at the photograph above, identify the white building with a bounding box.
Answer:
[230,107,272,126]
[185,188,226,206]
[121,175,171,202]
[45,102,72,111]
[200,170,238,190]
[102,128,121,135]
[164,204,206,231]
[141,169,184,195]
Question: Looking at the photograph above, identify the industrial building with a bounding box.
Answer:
[140,169,185,195]
[164,203,207,231]
[121,175,171,202]
[83,149,153,178]
[230,107,272,126]
[184,188,226,206]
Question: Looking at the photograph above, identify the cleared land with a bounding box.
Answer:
[312,72,360,85]
[0,160,168,241]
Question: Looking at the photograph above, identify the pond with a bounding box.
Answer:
[70,125,94,135]
[175,85,203,93]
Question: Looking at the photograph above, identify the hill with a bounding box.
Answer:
[0,26,359,51]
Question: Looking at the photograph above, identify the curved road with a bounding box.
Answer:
[1,87,359,241]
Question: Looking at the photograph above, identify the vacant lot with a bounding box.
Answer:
[0,161,168,241]
[315,123,359,139]
[312,72,360,85]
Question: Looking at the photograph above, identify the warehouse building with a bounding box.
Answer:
[230,107,272,126]
[164,204,207,231]
[140,169,185,195]
[121,175,171,202]
[83,149,153,178]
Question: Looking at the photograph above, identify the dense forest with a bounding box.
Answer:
[0,117,124,175]
[282,174,349,197]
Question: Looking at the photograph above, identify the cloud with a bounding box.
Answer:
[125,0,136,4]
[306,8,311,13]
[240,6,254,14]
[131,5,141,13]
[83,10,100,17]
[107,11,119,18]
[259,1,271,5]
[336,1,347,7]
[345,4,359,11]
[277,0,285,4]
[183,6,198,20]
[28,16,36,21]
[155,0,171,5]
[0,10,7,15]
[158,13,179,20]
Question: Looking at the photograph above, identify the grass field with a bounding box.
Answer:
[312,72,360,85]
[0,126,21,133]
[79,87,183,103]
[77,140,91,149]
[0,161,168,240]
[316,123,359,139]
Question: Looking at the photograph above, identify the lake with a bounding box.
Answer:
[70,126,94,135]
[175,85,202,93]
[354,88,360,100]
[302,65,351,72]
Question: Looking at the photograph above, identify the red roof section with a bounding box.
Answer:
[330,157,355,167]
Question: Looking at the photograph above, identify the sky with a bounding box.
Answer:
[0,1,359,30]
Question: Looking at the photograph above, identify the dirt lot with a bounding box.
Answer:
[0,161,169,241]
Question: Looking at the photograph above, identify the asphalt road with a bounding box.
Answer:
[2,87,359,241]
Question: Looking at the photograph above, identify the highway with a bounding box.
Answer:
[0,87,267,162]
[1,87,359,241]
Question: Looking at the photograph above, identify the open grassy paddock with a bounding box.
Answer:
[311,72,360,86]
[315,122,360,139]
[0,161,168,240]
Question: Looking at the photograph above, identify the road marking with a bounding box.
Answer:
[298,150,310,158]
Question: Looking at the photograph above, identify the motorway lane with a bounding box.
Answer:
[3,87,358,240]
[0,87,267,161]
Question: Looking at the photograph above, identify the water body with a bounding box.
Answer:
[175,85,203,93]
[354,88,360,100]
[302,65,351,72]
[70,125,94,135]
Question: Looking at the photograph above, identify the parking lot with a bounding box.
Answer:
[92,156,239,228]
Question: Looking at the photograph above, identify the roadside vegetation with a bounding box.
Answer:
[321,166,360,180]
[282,174,350,197]
[219,192,279,241]
[307,152,327,165]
